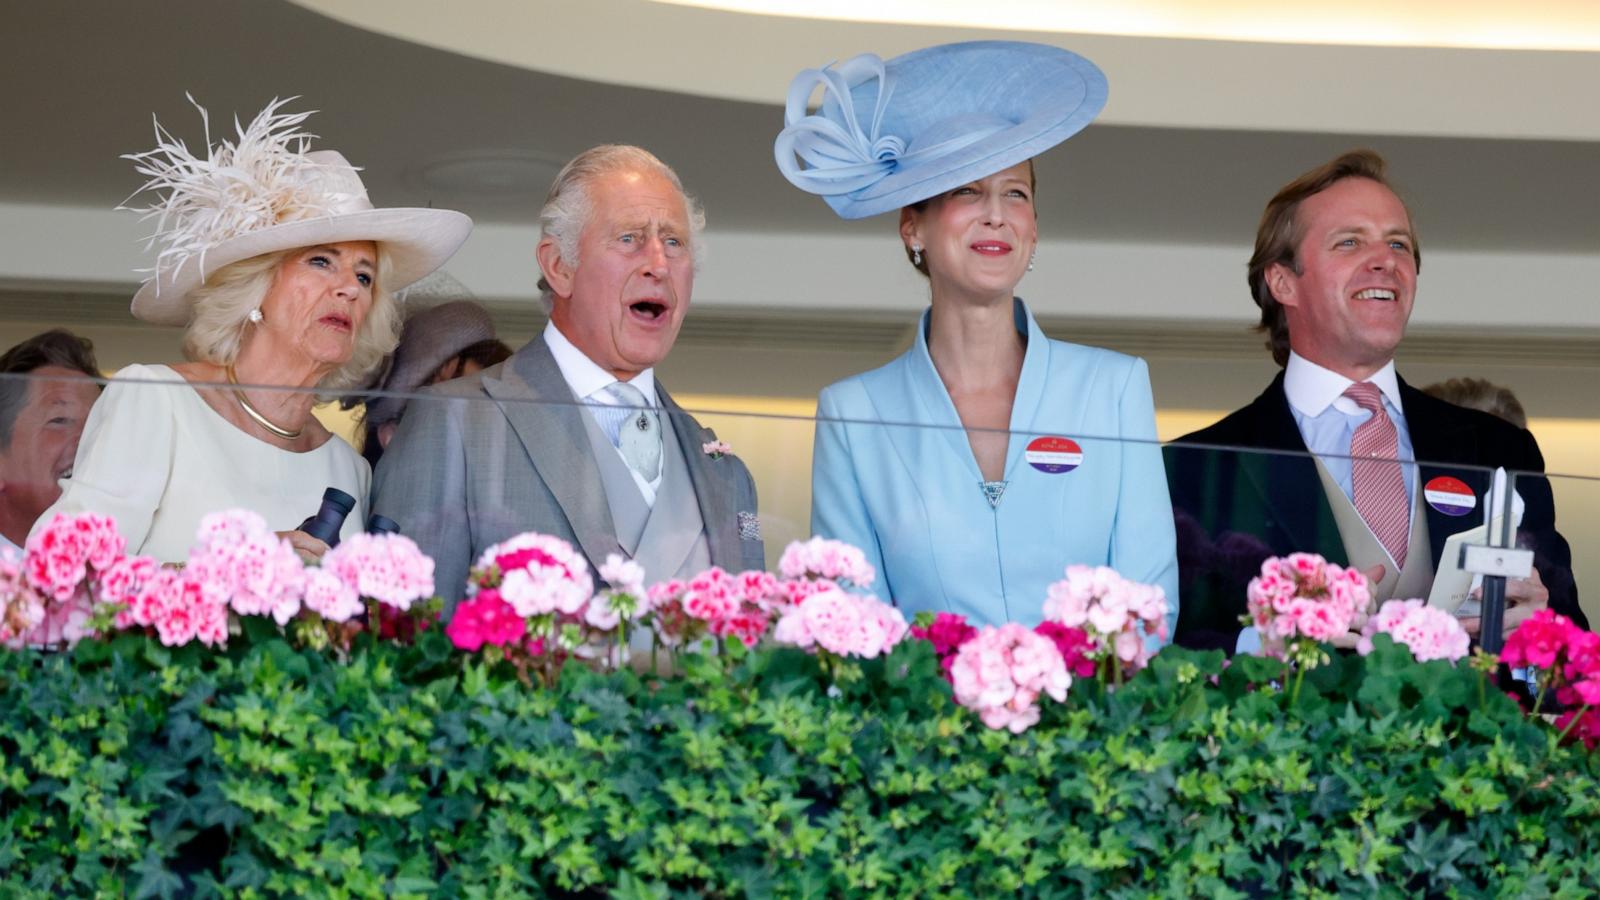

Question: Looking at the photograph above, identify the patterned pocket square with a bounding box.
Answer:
[737,511,762,541]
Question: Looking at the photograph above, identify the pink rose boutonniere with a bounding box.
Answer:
[702,439,732,460]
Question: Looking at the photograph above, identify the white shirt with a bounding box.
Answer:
[1238,353,1419,657]
[1283,351,1417,519]
[542,322,663,505]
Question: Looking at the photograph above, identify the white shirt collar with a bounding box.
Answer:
[1284,350,1402,418]
[542,321,657,405]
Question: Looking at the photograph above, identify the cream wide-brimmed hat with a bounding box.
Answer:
[124,97,472,326]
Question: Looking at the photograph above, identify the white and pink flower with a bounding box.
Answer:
[185,510,304,623]
[1041,564,1169,676]
[475,533,593,618]
[1357,598,1470,663]
[321,532,435,612]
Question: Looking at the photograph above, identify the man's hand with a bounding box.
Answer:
[1460,565,1549,638]
[1330,563,1387,649]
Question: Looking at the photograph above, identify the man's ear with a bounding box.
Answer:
[536,237,574,300]
[1265,262,1298,309]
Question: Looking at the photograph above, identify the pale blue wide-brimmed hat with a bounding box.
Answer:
[775,41,1107,220]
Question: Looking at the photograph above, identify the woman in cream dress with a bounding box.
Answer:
[41,99,470,562]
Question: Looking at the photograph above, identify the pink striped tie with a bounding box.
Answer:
[1344,382,1408,568]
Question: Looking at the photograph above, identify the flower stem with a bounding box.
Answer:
[1555,704,1592,744]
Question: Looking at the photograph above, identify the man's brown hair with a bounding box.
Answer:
[1247,149,1422,366]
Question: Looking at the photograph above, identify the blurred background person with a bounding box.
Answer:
[1422,377,1528,429]
[1422,375,1573,629]
[42,98,470,562]
[343,288,512,468]
[0,330,101,553]
[776,43,1178,630]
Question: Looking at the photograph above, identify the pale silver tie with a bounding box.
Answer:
[604,381,661,482]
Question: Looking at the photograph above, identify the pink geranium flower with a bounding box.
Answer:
[1356,599,1470,663]
[446,592,526,652]
[778,537,875,589]
[185,510,304,623]
[771,585,906,659]
[474,533,592,618]
[1041,565,1169,680]
[1245,553,1371,661]
[321,532,435,612]
[24,511,125,603]
[949,623,1071,734]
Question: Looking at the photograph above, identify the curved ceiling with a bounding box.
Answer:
[661,0,1600,51]
[292,0,1600,141]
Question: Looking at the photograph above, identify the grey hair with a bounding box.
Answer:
[536,144,707,310]
[183,247,402,394]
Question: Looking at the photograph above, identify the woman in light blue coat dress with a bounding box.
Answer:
[775,41,1179,631]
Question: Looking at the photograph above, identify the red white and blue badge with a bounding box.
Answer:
[1423,476,1477,517]
[1026,436,1082,474]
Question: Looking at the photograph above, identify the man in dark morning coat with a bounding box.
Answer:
[372,145,764,604]
[1168,149,1583,652]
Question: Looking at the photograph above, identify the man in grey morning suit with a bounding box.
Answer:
[372,145,764,603]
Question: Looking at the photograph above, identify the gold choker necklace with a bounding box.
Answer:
[225,364,303,440]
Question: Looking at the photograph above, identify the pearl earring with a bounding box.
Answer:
[248,308,264,324]
[911,245,923,267]
[1027,249,1036,272]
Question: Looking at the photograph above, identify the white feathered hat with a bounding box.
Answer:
[122,97,472,326]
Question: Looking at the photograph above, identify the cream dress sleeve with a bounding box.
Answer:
[37,364,370,563]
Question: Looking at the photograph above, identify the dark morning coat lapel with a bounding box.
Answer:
[479,340,621,568]
[1168,372,1347,649]
[1400,378,1501,568]
[1171,372,1348,564]
[658,385,740,565]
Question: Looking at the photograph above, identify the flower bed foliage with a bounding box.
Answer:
[5,627,1600,897]
[5,515,1600,895]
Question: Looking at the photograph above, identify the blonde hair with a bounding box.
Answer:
[184,247,401,393]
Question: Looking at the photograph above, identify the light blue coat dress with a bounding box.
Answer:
[811,299,1179,632]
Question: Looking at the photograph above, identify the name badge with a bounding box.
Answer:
[1025,436,1082,474]
[1424,475,1477,517]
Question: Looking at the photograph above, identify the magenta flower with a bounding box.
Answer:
[446,593,526,652]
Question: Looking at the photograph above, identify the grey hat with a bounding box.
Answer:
[356,298,497,425]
